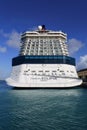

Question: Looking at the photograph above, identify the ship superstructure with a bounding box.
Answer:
[6,25,82,87]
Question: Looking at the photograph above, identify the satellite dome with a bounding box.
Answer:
[38,25,42,30]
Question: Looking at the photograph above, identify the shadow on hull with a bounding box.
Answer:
[13,86,81,90]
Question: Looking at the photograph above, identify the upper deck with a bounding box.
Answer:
[19,25,69,56]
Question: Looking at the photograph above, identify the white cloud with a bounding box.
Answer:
[77,55,87,70]
[0,29,21,48]
[0,46,7,53]
[6,31,21,48]
[0,29,9,37]
[68,38,83,55]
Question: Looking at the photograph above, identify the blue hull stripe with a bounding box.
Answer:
[12,55,75,66]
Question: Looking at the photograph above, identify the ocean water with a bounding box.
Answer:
[0,81,87,130]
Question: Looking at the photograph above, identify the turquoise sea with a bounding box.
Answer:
[0,80,87,130]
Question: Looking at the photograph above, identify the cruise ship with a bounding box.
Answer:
[6,25,82,88]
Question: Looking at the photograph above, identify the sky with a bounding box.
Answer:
[0,0,87,79]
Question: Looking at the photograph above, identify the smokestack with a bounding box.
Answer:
[42,25,46,30]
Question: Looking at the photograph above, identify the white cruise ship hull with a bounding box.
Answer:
[6,64,82,88]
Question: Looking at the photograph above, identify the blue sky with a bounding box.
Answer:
[0,0,87,79]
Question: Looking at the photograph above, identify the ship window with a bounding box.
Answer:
[60,70,64,72]
[71,71,74,73]
[62,73,65,75]
[45,71,49,72]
